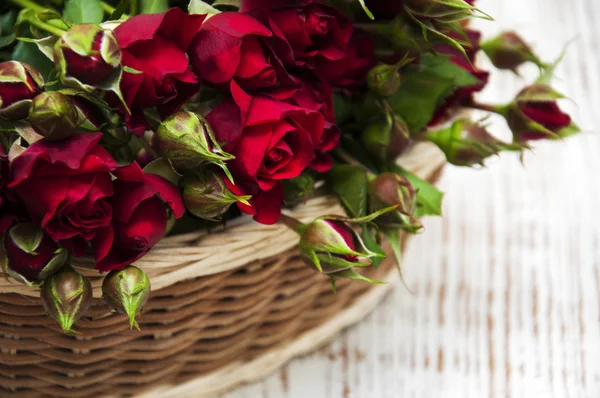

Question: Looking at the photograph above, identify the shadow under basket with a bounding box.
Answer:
[0,143,446,398]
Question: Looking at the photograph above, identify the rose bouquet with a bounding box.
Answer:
[0,0,578,334]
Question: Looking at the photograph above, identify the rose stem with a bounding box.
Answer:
[26,16,66,36]
[7,0,46,12]
[7,0,69,33]
[464,100,509,116]
[136,137,159,160]
[279,213,305,234]
[101,2,130,19]
[101,2,116,14]
[333,149,375,176]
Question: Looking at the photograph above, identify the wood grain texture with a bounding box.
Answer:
[221,0,600,397]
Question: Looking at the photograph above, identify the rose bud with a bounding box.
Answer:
[282,174,315,207]
[182,172,251,221]
[481,31,544,73]
[368,63,402,97]
[1,223,68,285]
[298,217,382,274]
[28,91,80,140]
[506,84,580,142]
[59,88,107,131]
[102,265,150,330]
[362,114,411,161]
[54,24,121,89]
[428,119,521,166]
[40,268,93,334]
[388,18,430,57]
[156,111,235,178]
[0,61,44,120]
[368,173,422,233]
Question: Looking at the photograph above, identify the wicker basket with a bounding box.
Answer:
[0,143,446,398]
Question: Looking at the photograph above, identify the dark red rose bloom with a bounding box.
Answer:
[288,76,339,171]
[113,8,205,135]
[189,12,296,99]
[8,133,118,255]
[226,178,285,225]
[94,162,185,271]
[207,90,324,224]
[5,229,59,282]
[429,29,489,125]
[315,31,376,90]
[240,0,352,65]
[208,93,324,192]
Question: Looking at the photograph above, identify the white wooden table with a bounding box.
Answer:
[223,0,600,396]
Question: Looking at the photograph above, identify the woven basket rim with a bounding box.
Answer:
[0,142,446,297]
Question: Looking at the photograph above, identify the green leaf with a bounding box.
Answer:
[0,10,17,36]
[11,41,55,81]
[387,54,481,132]
[212,0,241,8]
[393,166,444,217]
[141,0,169,14]
[63,0,104,24]
[0,34,15,48]
[328,164,369,217]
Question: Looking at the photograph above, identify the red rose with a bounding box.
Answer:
[429,29,489,125]
[189,12,295,99]
[208,93,324,192]
[226,179,285,225]
[288,76,339,171]
[315,31,375,90]
[94,162,184,271]
[8,133,118,255]
[114,8,205,135]
[240,0,352,65]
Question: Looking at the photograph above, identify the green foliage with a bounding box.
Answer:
[387,54,481,132]
[63,0,104,24]
[328,164,369,217]
[141,0,169,14]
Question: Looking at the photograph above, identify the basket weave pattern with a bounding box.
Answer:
[0,143,445,398]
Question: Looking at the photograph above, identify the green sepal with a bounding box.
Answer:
[9,222,43,254]
[330,268,386,285]
[328,164,368,217]
[143,158,183,187]
[381,228,413,292]
[360,227,385,268]
[357,0,375,19]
